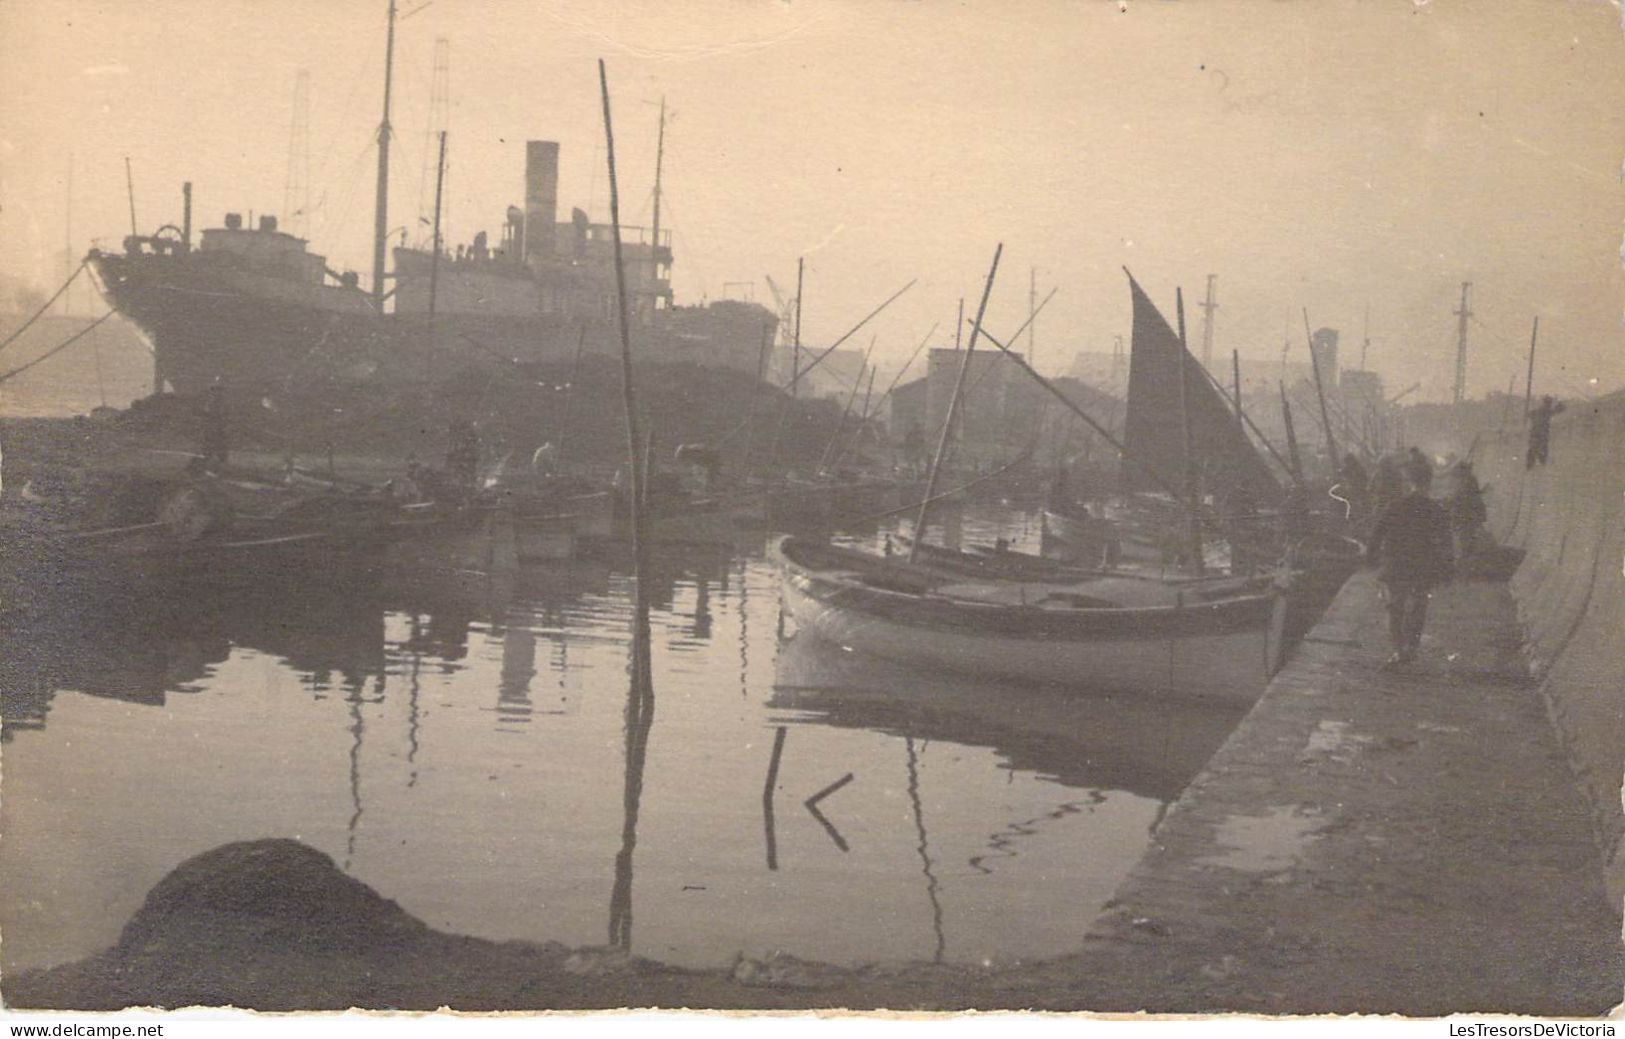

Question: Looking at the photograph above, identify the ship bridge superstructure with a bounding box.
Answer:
[392,140,673,324]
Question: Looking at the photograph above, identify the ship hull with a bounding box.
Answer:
[91,250,773,402]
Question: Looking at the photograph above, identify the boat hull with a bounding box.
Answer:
[774,538,1275,703]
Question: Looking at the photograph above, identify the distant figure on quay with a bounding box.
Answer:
[1526,395,1566,469]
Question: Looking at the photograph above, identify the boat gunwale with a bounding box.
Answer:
[772,535,1276,641]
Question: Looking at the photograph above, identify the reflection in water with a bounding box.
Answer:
[905,736,946,964]
[692,572,712,641]
[769,631,1245,803]
[803,772,855,853]
[406,617,424,788]
[344,677,367,870]
[738,556,750,699]
[762,726,788,871]
[608,547,657,950]
[2,508,1261,972]
[969,791,1105,877]
[497,625,537,730]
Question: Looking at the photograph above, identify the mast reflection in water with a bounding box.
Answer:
[1,508,1256,974]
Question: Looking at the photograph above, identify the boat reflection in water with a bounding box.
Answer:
[770,630,1247,803]
[1,514,1260,975]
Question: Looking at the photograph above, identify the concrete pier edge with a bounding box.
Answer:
[1064,567,1623,1015]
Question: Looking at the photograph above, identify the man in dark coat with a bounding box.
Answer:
[1367,465,1455,666]
[1526,395,1566,468]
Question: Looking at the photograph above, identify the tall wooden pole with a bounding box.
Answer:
[1524,315,1539,423]
[599,59,649,615]
[1280,382,1304,484]
[372,0,397,306]
[1231,349,1244,434]
[1176,288,1205,574]
[426,129,446,384]
[1028,267,1037,368]
[1198,274,1218,370]
[790,257,804,400]
[649,97,666,317]
[124,157,138,236]
[911,245,1002,562]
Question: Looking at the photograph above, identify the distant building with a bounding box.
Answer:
[888,376,928,440]
[1067,350,1128,398]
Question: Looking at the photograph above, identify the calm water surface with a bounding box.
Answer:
[1,508,1248,973]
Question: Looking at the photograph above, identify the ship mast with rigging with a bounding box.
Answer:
[371,0,398,307]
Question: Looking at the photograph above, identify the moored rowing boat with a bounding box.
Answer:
[772,535,1278,702]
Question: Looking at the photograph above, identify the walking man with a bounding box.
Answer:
[1367,465,1454,667]
[1526,395,1566,468]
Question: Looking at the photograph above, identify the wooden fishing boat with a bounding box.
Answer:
[773,535,1279,702]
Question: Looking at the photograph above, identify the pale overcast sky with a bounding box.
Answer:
[3,0,1622,400]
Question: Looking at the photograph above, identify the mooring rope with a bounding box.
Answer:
[0,259,90,357]
[0,311,116,385]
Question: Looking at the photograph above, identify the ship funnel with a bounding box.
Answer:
[524,141,559,262]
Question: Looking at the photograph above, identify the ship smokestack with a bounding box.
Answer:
[524,140,559,262]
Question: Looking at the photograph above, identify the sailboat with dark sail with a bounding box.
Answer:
[1043,271,1284,571]
[771,263,1283,702]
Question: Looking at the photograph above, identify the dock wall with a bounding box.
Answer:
[1477,390,1625,907]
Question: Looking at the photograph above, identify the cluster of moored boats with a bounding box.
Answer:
[4,268,1369,711]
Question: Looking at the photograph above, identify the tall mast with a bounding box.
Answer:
[285,69,311,240]
[1198,273,1218,370]
[426,130,446,384]
[1361,301,1371,370]
[372,0,398,306]
[1176,288,1205,574]
[791,257,804,400]
[1524,316,1539,421]
[650,97,666,317]
[1027,267,1037,365]
[1452,281,1472,405]
[911,244,1001,563]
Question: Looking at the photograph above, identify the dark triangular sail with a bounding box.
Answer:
[1120,272,1280,504]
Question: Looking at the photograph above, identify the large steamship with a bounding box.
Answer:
[88,5,775,404]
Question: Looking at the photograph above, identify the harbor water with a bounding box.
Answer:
[1,507,1252,974]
